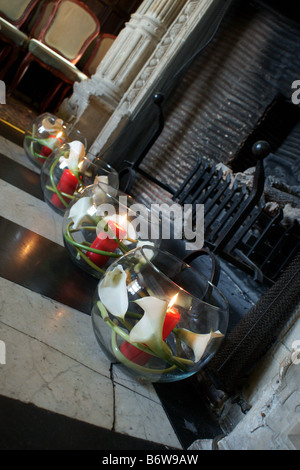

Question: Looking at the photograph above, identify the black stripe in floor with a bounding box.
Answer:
[0,153,43,200]
[0,216,98,314]
[0,394,171,450]
[154,378,222,449]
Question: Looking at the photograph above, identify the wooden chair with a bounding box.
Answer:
[83,33,116,77]
[0,0,40,79]
[0,0,40,27]
[28,0,59,40]
[8,0,100,110]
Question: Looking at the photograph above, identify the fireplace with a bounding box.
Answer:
[89,0,300,447]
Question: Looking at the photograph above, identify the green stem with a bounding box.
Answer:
[73,243,105,274]
[70,225,97,232]
[72,170,83,187]
[116,239,130,253]
[27,126,47,164]
[116,315,135,333]
[100,221,130,254]
[49,158,69,208]
[97,301,193,371]
[111,330,177,376]
[123,310,143,320]
[65,222,121,258]
[98,301,157,355]
[34,152,47,161]
[46,185,75,200]
[29,140,45,165]
[24,134,36,141]
[30,142,38,163]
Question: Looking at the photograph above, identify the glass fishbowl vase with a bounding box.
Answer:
[62,183,160,278]
[40,144,119,215]
[23,113,85,168]
[91,246,229,383]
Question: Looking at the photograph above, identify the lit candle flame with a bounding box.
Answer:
[168,293,179,309]
[119,214,128,227]
[77,159,84,170]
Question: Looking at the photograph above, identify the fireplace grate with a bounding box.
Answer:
[170,149,300,285]
[113,0,300,400]
[119,108,300,286]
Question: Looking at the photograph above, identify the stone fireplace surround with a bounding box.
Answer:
[57,0,300,449]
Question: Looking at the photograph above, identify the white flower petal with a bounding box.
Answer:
[93,175,109,185]
[92,184,117,206]
[69,196,95,229]
[136,241,155,260]
[59,140,85,172]
[129,297,168,348]
[176,329,223,362]
[98,265,129,319]
[69,140,85,160]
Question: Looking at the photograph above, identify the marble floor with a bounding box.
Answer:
[0,101,225,450]
[0,132,184,449]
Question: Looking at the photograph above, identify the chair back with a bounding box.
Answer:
[27,0,58,38]
[36,0,100,64]
[84,33,116,76]
[0,0,39,27]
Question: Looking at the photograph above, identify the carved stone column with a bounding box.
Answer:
[86,0,229,157]
[60,0,187,144]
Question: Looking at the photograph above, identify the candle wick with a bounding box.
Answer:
[168,293,179,309]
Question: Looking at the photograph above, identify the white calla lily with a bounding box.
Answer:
[69,196,96,229]
[136,241,155,259]
[129,297,168,350]
[98,265,129,319]
[59,140,85,173]
[92,183,118,206]
[176,328,223,362]
[93,175,109,185]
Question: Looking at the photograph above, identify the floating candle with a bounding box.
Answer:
[50,141,85,209]
[163,293,180,339]
[38,132,64,163]
[51,169,79,209]
[120,293,181,365]
[87,218,127,268]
